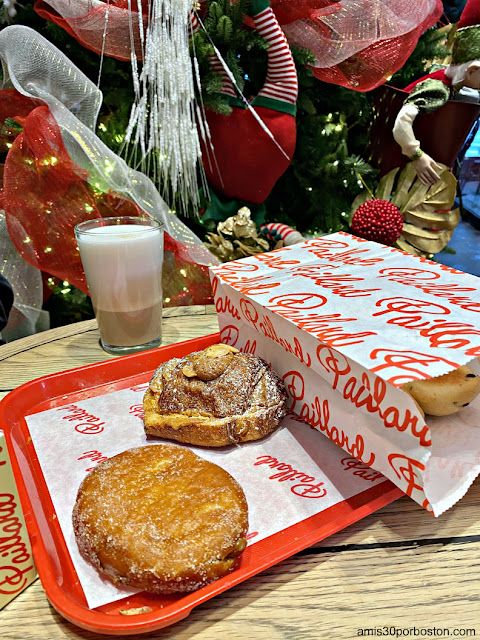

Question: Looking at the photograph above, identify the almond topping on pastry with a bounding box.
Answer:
[204,344,239,358]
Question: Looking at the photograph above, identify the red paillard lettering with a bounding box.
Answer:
[372,297,480,355]
[211,277,241,320]
[377,267,480,313]
[252,250,301,270]
[129,404,144,419]
[392,245,462,274]
[78,450,108,471]
[212,266,281,296]
[129,383,149,392]
[253,456,327,498]
[419,320,480,355]
[215,295,241,320]
[316,345,351,391]
[265,301,376,348]
[283,371,305,406]
[338,231,369,242]
[305,238,384,266]
[268,292,328,311]
[57,405,105,434]
[0,494,34,595]
[213,261,259,275]
[240,299,312,367]
[284,369,375,464]
[316,345,430,446]
[220,324,239,347]
[287,265,380,298]
[298,397,376,467]
[342,372,430,446]
[0,565,33,595]
[340,457,384,482]
[373,297,450,326]
[240,296,374,353]
[242,339,257,355]
[388,454,425,497]
[369,349,459,385]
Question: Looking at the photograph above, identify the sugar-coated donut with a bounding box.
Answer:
[143,344,287,447]
[72,444,248,593]
[401,365,480,417]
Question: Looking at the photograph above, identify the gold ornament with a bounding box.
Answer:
[205,207,277,262]
[351,162,458,257]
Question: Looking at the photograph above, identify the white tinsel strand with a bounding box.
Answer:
[97,0,110,86]
[125,0,203,213]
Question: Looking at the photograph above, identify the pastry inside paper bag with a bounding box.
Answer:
[402,365,480,416]
[143,344,287,446]
[72,444,248,594]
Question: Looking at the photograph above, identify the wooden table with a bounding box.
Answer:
[1,305,479,639]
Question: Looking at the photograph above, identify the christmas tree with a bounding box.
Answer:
[0,1,452,328]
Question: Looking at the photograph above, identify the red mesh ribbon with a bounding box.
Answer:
[2,100,213,306]
[278,0,444,92]
[312,35,425,92]
[310,28,443,92]
[269,0,342,25]
[35,0,444,92]
[0,89,42,153]
[34,0,145,61]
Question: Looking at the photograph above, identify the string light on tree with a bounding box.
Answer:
[1,0,17,20]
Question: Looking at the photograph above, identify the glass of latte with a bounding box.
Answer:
[75,216,164,355]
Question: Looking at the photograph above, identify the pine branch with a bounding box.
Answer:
[216,15,233,44]
[389,27,451,88]
[225,49,245,91]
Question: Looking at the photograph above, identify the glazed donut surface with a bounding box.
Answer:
[72,444,249,593]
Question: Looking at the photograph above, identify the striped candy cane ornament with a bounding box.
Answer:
[260,222,304,246]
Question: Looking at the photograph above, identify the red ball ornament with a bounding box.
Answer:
[351,199,404,246]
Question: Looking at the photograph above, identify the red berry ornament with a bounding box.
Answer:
[351,199,404,246]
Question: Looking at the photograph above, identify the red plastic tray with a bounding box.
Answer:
[0,332,403,635]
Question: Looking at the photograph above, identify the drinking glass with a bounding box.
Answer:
[75,216,164,355]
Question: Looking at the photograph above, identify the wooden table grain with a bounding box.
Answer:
[1,305,479,640]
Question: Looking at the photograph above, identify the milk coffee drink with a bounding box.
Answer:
[93,304,163,347]
[75,220,163,354]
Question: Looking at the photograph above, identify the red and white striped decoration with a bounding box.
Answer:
[209,55,237,98]
[194,4,297,106]
[253,7,298,105]
[261,222,304,245]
